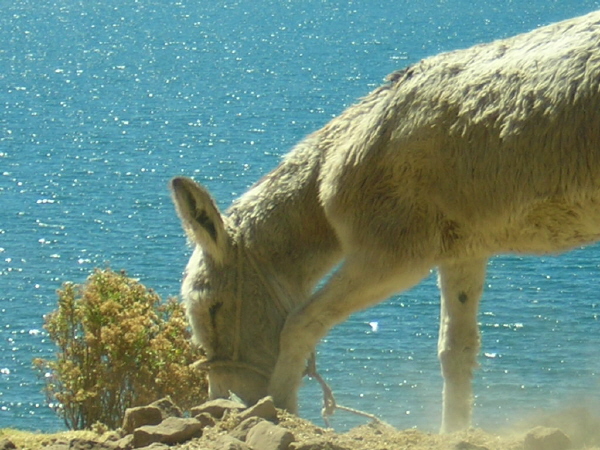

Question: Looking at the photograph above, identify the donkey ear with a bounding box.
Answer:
[170,177,230,264]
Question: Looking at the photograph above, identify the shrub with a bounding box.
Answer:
[34,268,208,430]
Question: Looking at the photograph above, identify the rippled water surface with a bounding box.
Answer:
[2,0,600,432]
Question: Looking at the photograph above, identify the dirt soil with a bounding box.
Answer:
[190,410,525,449]
[180,407,600,450]
[5,406,600,450]
[5,402,600,450]
[0,423,522,450]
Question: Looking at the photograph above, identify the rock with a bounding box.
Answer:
[190,398,246,419]
[194,411,217,428]
[42,439,115,450]
[290,439,350,450]
[122,397,183,437]
[238,396,278,422]
[454,441,489,450]
[100,431,124,445]
[230,416,265,442]
[122,406,163,434]
[149,396,182,419]
[524,426,572,450]
[114,434,134,450]
[246,421,295,450]
[135,444,170,450]
[132,417,203,448]
[41,444,70,450]
[0,439,16,450]
[213,435,253,450]
[72,440,115,450]
[529,406,599,448]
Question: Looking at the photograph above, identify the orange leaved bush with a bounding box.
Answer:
[34,268,208,430]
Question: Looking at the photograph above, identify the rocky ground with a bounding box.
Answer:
[2,397,600,450]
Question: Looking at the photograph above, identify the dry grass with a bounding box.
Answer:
[0,428,103,450]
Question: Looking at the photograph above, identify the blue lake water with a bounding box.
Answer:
[2,0,600,433]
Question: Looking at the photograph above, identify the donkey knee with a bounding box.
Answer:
[438,333,480,376]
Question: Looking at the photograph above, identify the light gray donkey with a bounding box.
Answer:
[171,11,600,432]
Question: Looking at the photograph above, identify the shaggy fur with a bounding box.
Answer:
[171,11,600,432]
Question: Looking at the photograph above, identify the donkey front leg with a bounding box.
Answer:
[437,258,487,433]
[269,258,431,412]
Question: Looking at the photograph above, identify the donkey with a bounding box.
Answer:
[171,11,600,432]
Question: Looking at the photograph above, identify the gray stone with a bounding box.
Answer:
[190,398,246,419]
[238,396,278,422]
[290,439,350,450]
[42,439,115,450]
[194,411,217,428]
[246,421,295,450]
[122,406,163,434]
[41,444,70,450]
[454,441,489,450]
[149,396,182,419]
[214,435,253,450]
[524,426,571,450]
[135,444,169,450]
[114,434,134,450]
[132,417,203,448]
[0,439,16,450]
[230,416,265,442]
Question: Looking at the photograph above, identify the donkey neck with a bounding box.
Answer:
[226,134,342,299]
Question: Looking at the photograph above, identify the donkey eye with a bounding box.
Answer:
[208,301,223,328]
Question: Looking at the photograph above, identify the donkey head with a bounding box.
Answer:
[170,177,282,406]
